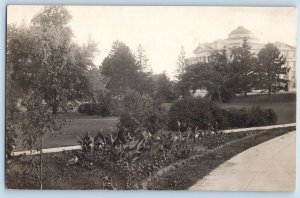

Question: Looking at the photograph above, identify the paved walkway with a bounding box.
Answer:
[190,130,296,191]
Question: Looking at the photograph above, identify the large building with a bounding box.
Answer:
[186,26,296,91]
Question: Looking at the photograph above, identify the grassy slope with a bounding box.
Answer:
[216,92,296,124]
[15,113,118,151]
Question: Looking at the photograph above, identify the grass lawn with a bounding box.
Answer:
[216,92,296,124]
[15,112,118,151]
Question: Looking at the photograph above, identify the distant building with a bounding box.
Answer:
[186,26,296,91]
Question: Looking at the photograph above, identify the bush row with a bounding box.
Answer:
[78,103,110,116]
[168,97,277,131]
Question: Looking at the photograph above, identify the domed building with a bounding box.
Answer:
[186,26,296,91]
[225,26,262,53]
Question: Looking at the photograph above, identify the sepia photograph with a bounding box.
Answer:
[5,5,296,191]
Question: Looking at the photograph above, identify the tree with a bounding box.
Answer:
[7,6,97,187]
[134,71,155,96]
[256,43,288,95]
[86,67,110,103]
[176,46,186,80]
[153,72,178,102]
[7,6,96,114]
[208,48,236,101]
[19,6,97,114]
[177,48,236,102]
[7,24,38,96]
[230,39,257,96]
[135,44,149,71]
[101,41,144,96]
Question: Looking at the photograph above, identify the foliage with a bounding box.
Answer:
[255,43,288,95]
[176,46,186,80]
[85,67,110,104]
[168,97,277,131]
[6,6,83,189]
[168,97,226,131]
[7,6,97,114]
[101,41,142,96]
[6,50,20,158]
[78,132,95,152]
[177,48,236,101]
[230,39,257,96]
[225,106,277,128]
[177,40,289,101]
[209,48,237,101]
[78,103,110,116]
[135,44,149,71]
[152,73,178,103]
[119,89,168,135]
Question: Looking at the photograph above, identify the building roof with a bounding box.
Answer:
[274,42,296,50]
[228,26,252,36]
[193,43,214,54]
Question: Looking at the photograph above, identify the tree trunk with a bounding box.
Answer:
[244,90,247,96]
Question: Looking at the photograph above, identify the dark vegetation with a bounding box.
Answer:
[168,97,278,131]
[6,126,295,189]
[78,103,110,116]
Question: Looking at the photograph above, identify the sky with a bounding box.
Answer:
[7,6,297,77]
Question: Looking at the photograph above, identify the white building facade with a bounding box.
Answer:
[186,26,296,91]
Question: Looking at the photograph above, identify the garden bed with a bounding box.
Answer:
[6,126,295,190]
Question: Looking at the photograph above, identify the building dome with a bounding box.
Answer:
[228,26,252,37]
[226,26,259,48]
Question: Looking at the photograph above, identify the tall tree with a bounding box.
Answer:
[230,39,257,96]
[256,43,288,95]
[6,6,96,188]
[135,44,149,71]
[7,6,96,114]
[209,48,236,101]
[25,6,96,113]
[101,41,142,96]
[176,46,186,80]
[134,45,155,96]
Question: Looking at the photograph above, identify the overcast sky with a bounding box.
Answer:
[7,6,297,77]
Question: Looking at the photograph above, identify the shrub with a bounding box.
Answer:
[264,108,278,125]
[119,89,168,135]
[225,106,277,128]
[168,97,278,131]
[225,108,250,128]
[168,97,227,131]
[78,103,110,116]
